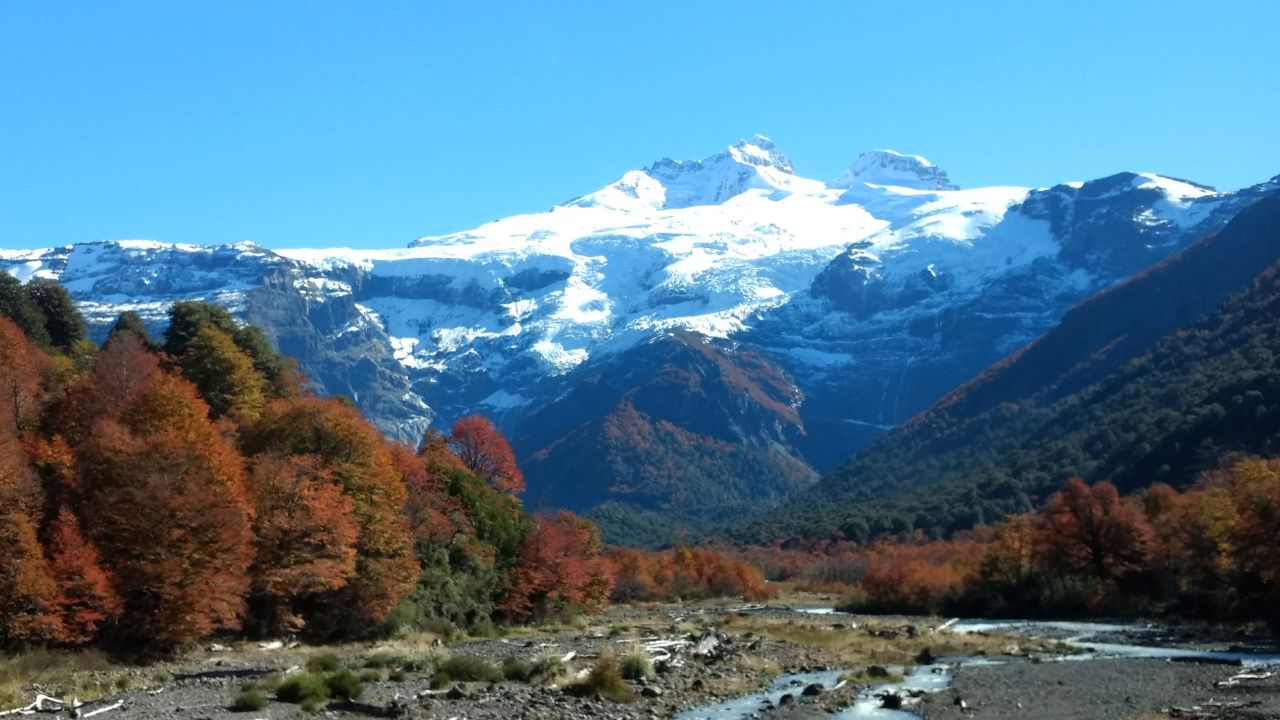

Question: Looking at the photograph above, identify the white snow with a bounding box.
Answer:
[0,136,1235,410]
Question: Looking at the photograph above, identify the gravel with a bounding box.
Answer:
[920,658,1280,720]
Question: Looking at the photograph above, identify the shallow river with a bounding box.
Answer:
[677,613,1280,720]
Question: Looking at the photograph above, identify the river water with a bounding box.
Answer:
[677,613,1280,720]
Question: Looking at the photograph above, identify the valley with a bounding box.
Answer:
[3,138,1276,543]
[6,599,1277,720]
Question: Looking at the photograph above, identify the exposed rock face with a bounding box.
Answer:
[2,139,1273,537]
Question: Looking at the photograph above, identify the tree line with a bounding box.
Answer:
[800,472,1280,628]
[0,278,769,655]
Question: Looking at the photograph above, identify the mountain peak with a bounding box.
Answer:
[836,149,958,191]
[725,134,795,174]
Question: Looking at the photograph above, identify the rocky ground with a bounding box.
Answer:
[2,601,1277,720]
[920,658,1280,720]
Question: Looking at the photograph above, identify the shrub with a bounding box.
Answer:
[325,670,364,701]
[230,688,268,712]
[501,656,533,682]
[276,673,330,706]
[363,651,410,669]
[530,655,566,682]
[566,655,635,703]
[436,655,501,683]
[305,653,341,673]
[619,654,653,681]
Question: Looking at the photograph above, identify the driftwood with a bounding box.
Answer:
[77,700,124,718]
[1214,669,1275,688]
[0,695,124,719]
[0,695,69,716]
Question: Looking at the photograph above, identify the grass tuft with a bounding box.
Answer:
[433,655,501,685]
[501,657,533,682]
[230,688,268,712]
[276,672,331,706]
[566,655,635,703]
[305,653,341,673]
[619,653,654,681]
[325,670,364,701]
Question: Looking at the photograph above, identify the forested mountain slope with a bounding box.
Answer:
[727,189,1280,543]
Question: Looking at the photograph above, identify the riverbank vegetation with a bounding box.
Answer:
[731,471,1280,629]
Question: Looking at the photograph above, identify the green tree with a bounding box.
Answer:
[179,326,266,418]
[164,301,237,357]
[0,274,52,349]
[26,279,85,351]
[106,310,153,347]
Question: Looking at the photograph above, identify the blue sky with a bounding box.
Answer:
[2,1,1277,250]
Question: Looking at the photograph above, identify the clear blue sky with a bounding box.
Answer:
[2,1,1278,250]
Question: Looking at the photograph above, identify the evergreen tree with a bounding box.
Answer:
[164,300,237,357]
[0,273,51,349]
[106,310,153,347]
[26,279,85,351]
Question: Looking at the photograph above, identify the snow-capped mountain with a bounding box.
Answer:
[3,137,1275,537]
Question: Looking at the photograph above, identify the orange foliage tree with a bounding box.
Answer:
[241,398,418,635]
[499,511,613,620]
[605,545,771,603]
[245,454,359,636]
[0,317,49,434]
[45,506,121,644]
[75,372,254,651]
[0,504,62,642]
[448,415,524,493]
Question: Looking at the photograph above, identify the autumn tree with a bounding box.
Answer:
[76,372,254,652]
[45,507,121,644]
[605,548,658,602]
[0,317,49,434]
[179,325,266,418]
[499,511,613,620]
[1035,479,1152,585]
[245,454,359,636]
[448,415,524,493]
[0,505,62,643]
[240,398,418,636]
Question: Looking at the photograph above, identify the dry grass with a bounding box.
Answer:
[721,615,1068,668]
[0,648,144,708]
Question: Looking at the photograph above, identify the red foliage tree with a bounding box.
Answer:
[246,453,360,636]
[1035,478,1152,583]
[394,444,470,550]
[500,511,613,620]
[46,506,122,645]
[447,415,524,493]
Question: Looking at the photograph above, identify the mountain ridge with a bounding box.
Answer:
[2,138,1274,541]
